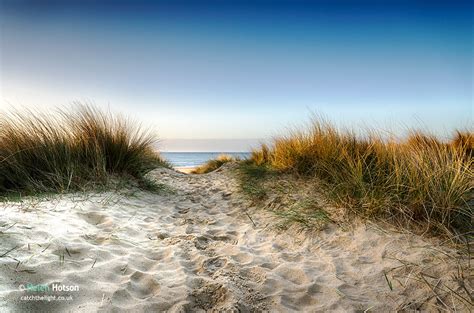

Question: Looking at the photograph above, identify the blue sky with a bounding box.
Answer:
[0,0,472,151]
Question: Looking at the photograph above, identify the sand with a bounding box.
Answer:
[0,166,470,312]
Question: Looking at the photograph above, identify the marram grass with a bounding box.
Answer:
[249,118,473,235]
[0,104,169,195]
[191,154,236,174]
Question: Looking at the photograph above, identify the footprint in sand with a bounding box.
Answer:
[201,256,228,273]
[126,270,161,299]
[189,279,229,311]
[177,207,190,214]
[194,236,210,250]
[211,234,238,245]
[77,211,111,226]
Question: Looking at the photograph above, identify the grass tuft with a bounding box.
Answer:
[191,154,236,174]
[0,104,169,195]
[249,117,473,236]
[237,161,272,200]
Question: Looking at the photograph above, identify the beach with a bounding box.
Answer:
[161,152,252,174]
[1,0,471,311]
[174,166,197,174]
[0,165,468,312]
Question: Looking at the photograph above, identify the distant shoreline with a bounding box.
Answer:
[161,152,251,169]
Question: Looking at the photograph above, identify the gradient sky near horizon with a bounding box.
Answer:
[0,0,472,151]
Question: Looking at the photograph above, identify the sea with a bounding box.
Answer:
[161,152,251,168]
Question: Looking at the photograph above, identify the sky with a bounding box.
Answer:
[0,0,472,151]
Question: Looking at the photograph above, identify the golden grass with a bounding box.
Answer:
[0,104,169,195]
[191,154,236,174]
[249,117,473,235]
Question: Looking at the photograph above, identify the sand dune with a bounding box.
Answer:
[0,166,469,312]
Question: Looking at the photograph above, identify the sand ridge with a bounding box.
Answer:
[0,166,469,312]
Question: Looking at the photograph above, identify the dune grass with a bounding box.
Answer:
[0,104,169,196]
[191,154,236,174]
[237,161,271,200]
[248,117,473,236]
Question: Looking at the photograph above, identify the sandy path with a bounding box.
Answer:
[0,167,467,312]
